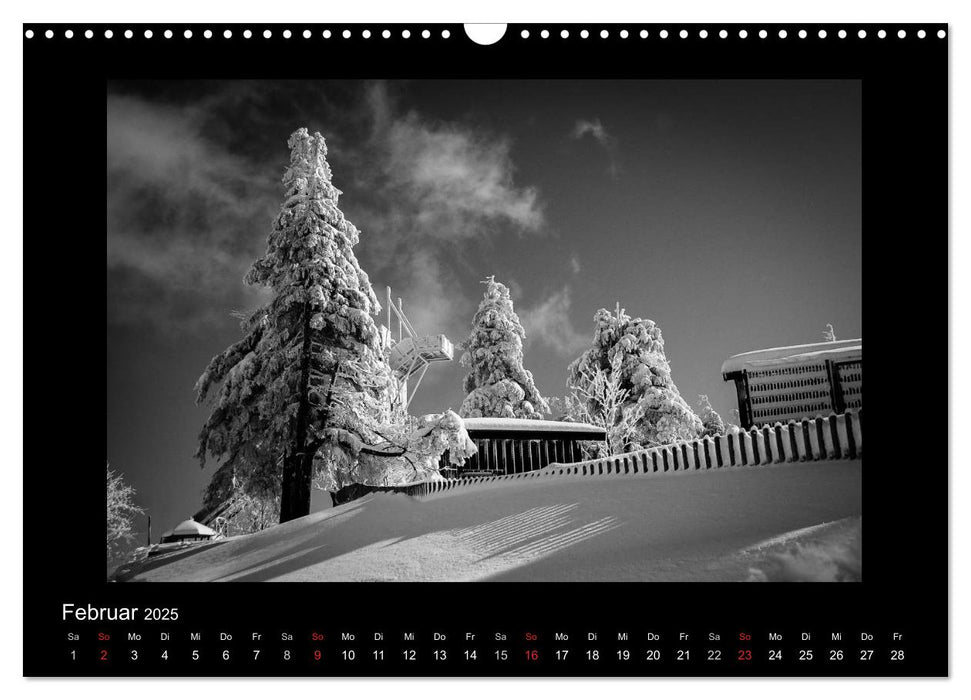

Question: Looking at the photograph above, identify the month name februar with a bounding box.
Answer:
[62,603,138,621]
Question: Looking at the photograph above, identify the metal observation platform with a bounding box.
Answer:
[383,286,454,410]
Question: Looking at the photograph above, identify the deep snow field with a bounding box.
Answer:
[116,460,862,583]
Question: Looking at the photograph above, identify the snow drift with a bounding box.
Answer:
[115,460,862,583]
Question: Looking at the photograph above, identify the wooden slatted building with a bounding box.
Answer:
[441,417,606,478]
[722,339,863,429]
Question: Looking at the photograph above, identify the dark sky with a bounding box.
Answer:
[107,79,861,539]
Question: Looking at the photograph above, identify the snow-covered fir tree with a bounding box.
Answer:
[546,395,584,422]
[567,305,703,451]
[697,394,726,437]
[107,464,143,562]
[195,129,474,524]
[459,276,550,420]
[823,323,837,342]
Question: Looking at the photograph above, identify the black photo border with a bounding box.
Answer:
[23,23,947,677]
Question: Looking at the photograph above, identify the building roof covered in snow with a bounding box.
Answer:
[462,417,605,440]
[721,339,862,376]
[161,518,218,541]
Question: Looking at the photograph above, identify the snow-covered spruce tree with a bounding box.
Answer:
[195,129,475,524]
[567,305,703,452]
[459,276,550,420]
[697,394,726,438]
[107,464,143,562]
[546,395,586,422]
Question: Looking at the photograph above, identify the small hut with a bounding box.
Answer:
[159,517,218,544]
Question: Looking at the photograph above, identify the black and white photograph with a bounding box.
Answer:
[106,78,863,583]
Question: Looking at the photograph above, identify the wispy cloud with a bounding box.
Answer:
[392,249,473,340]
[572,118,611,144]
[569,253,582,275]
[362,84,543,250]
[107,82,545,337]
[356,83,546,343]
[107,95,278,333]
[519,287,590,356]
[571,117,620,178]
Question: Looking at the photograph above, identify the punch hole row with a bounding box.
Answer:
[518,27,946,41]
[24,26,948,41]
[24,27,454,40]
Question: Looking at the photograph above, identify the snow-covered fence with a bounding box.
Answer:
[548,409,862,477]
[382,410,862,501]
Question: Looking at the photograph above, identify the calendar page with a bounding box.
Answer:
[23,21,946,677]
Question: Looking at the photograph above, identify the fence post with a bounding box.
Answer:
[807,417,822,461]
[739,430,758,464]
[771,424,785,463]
[703,437,715,469]
[759,426,772,464]
[715,435,729,468]
[728,433,741,466]
[848,409,863,458]
[781,422,796,463]
[830,414,844,459]
[821,415,837,459]
[835,413,851,459]
[690,441,701,469]
[793,420,810,461]
[749,429,761,465]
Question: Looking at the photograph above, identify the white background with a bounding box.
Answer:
[2,1,966,698]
